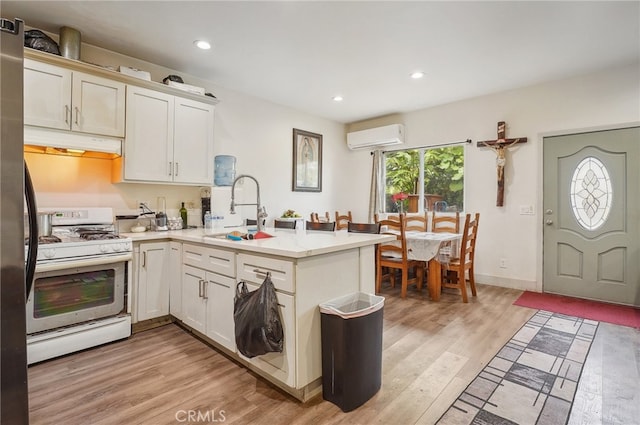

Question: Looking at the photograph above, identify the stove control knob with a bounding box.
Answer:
[99,244,111,253]
[113,244,123,252]
[43,248,56,259]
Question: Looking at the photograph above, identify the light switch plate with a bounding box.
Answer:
[519,205,534,215]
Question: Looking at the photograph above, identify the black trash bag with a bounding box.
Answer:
[163,74,184,84]
[24,30,60,55]
[234,273,284,358]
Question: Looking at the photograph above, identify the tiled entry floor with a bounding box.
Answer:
[438,311,598,425]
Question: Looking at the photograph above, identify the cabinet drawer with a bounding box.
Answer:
[183,244,235,277]
[236,253,294,293]
[241,281,295,388]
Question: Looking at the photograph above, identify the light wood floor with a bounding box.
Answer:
[27,284,637,424]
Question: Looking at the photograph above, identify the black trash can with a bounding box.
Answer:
[319,292,385,412]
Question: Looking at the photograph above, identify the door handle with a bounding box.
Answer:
[142,251,146,267]
[74,106,79,125]
[169,162,173,176]
[64,105,70,124]
[175,162,178,176]
[198,279,203,297]
[545,219,553,225]
[202,281,208,300]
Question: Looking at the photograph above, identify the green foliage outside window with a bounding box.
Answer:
[384,146,464,212]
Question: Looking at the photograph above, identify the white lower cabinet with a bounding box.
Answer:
[236,249,363,397]
[168,242,183,321]
[172,243,367,401]
[181,244,236,351]
[204,272,236,351]
[181,264,208,333]
[136,242,170,321]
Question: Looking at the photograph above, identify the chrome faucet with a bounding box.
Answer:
[230,174,267,231]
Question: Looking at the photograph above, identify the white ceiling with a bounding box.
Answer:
[3,1,639,124]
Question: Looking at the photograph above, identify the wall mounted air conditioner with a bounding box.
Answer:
[347,124,404,150]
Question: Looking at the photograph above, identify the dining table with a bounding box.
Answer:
[385,230,461,301]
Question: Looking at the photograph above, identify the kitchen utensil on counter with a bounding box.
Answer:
[155,197,168,231]
[130,224,146,233]
[36,212,55,237]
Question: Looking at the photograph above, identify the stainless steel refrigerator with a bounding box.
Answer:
[1,17,38,424]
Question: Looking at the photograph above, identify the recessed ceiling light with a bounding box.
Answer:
[410,71,425,79]
[194,40,211,50]
[332,95,343,102]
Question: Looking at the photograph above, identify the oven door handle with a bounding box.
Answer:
[35,253,133,273]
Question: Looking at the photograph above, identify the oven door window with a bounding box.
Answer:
[27,260,127,335]
[33,269,116,318]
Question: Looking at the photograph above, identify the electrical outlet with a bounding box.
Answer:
[499,258,507,268]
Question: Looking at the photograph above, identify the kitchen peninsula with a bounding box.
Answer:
[121,227,394,401]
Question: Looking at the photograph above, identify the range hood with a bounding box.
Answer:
[24,126,122,159]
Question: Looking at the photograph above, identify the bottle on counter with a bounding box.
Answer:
[180,202,188,229]
[204,211,213,234]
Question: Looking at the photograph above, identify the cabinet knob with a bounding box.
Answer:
[545,219,553,225]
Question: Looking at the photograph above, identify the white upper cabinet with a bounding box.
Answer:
[122,85,214,185]
[123,86,174,182]
[24,59,125,137]
[173,97,215,184]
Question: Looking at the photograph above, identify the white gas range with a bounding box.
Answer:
[26,207,133,364]
[34,207,132,266]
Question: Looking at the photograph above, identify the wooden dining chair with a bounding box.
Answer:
[404,212,428,232]
[335,211,352,230]
[374,213,400,223]
[310,212,330,223]
[347,222,381,234]
[376,214,424,299]
[274,219,297,229]
[305,220,336,231]
[431,211,460,233]
[441,213,480,303]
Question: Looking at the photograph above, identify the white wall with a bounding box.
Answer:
[27,36,639,291]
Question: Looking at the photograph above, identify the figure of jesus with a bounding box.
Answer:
[483,138,520,206]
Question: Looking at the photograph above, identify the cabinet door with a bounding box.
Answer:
[71,71,125,137]
[137,242,170,321]
[124,86,174,182]
[241,282,295,387]
[173,98,214,184]
[182,265,207,333]
[205,272,236,352]
[24,59,71,130]
[168,242,183,320]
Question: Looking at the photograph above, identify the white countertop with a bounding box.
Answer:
[119,227,395,259]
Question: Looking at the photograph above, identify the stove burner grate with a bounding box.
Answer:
[78,231,120,240]
[35,235,62,244]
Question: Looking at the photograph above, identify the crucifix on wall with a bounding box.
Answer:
[477,121,527,207]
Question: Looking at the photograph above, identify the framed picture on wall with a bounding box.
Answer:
[292,128,322,192]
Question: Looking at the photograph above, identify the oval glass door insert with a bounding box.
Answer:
[570,156,613,230]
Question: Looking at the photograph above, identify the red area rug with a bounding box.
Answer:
[514,291,640,329]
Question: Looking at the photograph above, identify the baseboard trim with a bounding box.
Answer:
[475,274,537,291]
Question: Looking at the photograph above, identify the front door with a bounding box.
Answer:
[543,127,639,306]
